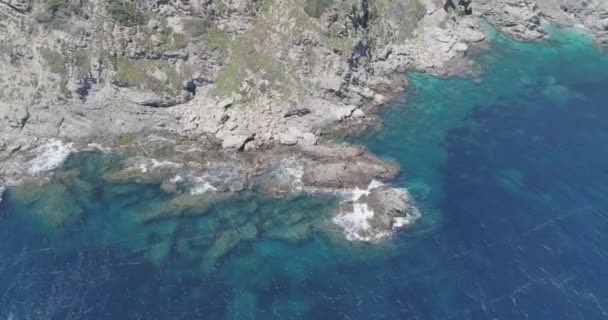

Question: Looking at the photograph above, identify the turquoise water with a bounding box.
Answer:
[2,27,608,319]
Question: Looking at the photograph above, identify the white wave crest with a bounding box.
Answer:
[269,158,305,190]
[85,143,112,153]
[332,203,390,242]
[348,179,384,201]
[0,185,5,205]
[130,158,183,173]
[28,139,75,174]
[190,176,217,195]
[333,186,421,242]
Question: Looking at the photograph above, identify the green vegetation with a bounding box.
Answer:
[72,49,92,78]
[171,33,188,50]
[119,133,136,145]
[114,56,193,95]
[105,0,145,27]
[138,16,188,51]
[211,32,294,102]
[304,0,333,18]
[39,47,93,78]
[183,19,210,38]
[59,79,72,98]
[39,47,66,74]
[367,0,425,44]
[37,0,72,23]
[209,1,323,103]
[201,28,229,52]
[328,37,354,60]
[183,19,229,53]
[438,16,448,29]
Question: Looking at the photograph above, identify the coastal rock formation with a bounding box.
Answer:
[334,186,421,242]
[477,0,608,44]
[2,0,602,151]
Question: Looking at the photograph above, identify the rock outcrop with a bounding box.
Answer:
[0,0,603,151]
[334,186,421,242]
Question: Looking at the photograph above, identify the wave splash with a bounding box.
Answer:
[333,182,421,242]
[0,185,5,205]
[28,139,75,174]
[269,160,421,242]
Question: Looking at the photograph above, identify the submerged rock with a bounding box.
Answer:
[203,230,241,273]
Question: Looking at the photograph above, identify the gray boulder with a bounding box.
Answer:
[221,134,253,150]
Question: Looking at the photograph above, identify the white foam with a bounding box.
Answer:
[85,143,112,153]
[190,177,217,195]
[0,185,5,205]
[393,208,420,228]
[131,158,183,173]
[151,159,182,169]
[333,186,422,242]
[271,158,305,190]
[170,175,183,183]
[348,180,384,201]
[28,139,75,174]
[332,203,390,242]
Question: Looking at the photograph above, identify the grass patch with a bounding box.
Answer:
[39,47,66,74]
[119,134,136,145]
[328,37,354,60]
[138,16,188,51]
[59,79,72,98]
[304,0,333,18]
[183,19,229,53]
[114,56,193,95]
[105,0,145,27]
[37,0,76,24]
[211,33,294,100]
[171,33,188,50]
[72,49,92,78]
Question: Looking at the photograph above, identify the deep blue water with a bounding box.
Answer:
[1,26,608,319]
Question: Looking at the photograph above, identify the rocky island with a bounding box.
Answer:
[0,0,606,242]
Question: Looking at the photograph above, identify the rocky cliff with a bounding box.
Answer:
[1,0,605,151]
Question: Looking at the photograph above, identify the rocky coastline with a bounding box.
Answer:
[1,0,606,241]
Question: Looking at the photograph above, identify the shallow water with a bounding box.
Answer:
[2,27,608,319]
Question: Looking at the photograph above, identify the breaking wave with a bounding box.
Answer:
[0,185,5,205]
[333,184,422,242]
[130,158,183,173]
[332,203,391,242]
[189,176,218,195]
[28,139,75,174]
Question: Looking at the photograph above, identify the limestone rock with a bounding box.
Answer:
[300,133,318,146]
[453,42,468,52]
[302,160,392,189]
[278,133,298,146]
[333,105,357,121]
[352,109,365,118]
[221,134,253,150]
[319,75,344,92]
